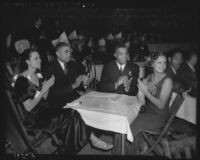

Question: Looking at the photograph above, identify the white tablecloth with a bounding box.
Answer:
[64,91,141,142]
[170,92,196,124]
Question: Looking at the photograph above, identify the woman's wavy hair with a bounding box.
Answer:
[19,48,39,72]
[149,51,167,65]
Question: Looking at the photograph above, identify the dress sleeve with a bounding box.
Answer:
[13,77,36,103]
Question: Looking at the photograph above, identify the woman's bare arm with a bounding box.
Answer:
[145,78,172,109]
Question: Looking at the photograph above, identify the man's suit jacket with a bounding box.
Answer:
[165,64,183,93]
[100,60,139,96]
[165,64,175,78]
[44,60,81,109]
[176,62,197,95]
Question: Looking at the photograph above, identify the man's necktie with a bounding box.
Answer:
[64,63,68,75]
[120,65,123,75]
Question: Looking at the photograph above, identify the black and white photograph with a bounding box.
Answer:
[1,0,199,159]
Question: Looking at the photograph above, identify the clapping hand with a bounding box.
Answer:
[82,74,92,87]
[137,78,148,95]
[183,88,192,97]
[42,75,55,93]
[72,75,84,89]
[123,77,133,91]
[116,75,128,87]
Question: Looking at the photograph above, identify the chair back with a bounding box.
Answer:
[169,92,185,118]
[5,89,37,154]
[162,92,185,135]
[143,92,185,155]
[4,70,25,123]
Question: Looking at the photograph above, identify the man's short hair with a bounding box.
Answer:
[167,48,183,58]
[184,49,198,61]
[114,43,127,53]
[55,42,71,52]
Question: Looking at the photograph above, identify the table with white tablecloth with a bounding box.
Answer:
[64,91,141,154]
[170,92,196,124]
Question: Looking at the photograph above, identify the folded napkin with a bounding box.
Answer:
[64,101,81,108]
[68,30,78,40]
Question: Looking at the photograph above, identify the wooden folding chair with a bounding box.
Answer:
[5,88,62,155]
[141,92,185,157]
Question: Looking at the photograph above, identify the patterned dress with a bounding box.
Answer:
[13,74,91,154]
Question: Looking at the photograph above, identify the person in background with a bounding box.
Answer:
[165,48,183,77]
[100,43,139,96]
[169,49,197,137]
[76,51,95,91]
[13,48,113,154]
[176,50,198,97]
[29,16,50,66]
[165,48,184,93]
[133,34,149,62]
[94,37,107,64]
[51,18,64,39]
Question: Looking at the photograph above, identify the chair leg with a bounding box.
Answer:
[184,146,192,159]
[143,132,162,155]
[162,138,171,158]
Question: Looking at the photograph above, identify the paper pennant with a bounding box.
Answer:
[51,32,70,47]
[114,32,122,39]
[68,30,78,40]
[14,39,30,54]
[107,33,114,40]
[98,38,106,46]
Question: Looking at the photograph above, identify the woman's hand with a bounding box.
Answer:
[137,79,148,95]
[43,90,49,99]
[42,75,55,93]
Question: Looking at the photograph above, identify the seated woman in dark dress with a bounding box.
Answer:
[13,49,113,154]
[112,52,173,155]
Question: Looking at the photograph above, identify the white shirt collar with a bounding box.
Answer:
[187,62,195,72]
[116,61,126,71]
[57,58,65,71]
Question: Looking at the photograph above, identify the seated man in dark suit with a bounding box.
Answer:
[166,49,196,139]
[165,48,184,93]
[44,42,114,151]
[176,50,198,97]
[100,43,139,96]
[44,42,88,109]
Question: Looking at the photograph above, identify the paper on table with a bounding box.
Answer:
[86,91,119,98]
[65,101,81,108]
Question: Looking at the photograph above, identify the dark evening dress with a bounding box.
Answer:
[112,74,172,155]
[13,75,91,154]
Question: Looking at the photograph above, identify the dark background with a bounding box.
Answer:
[1,0,199,42]
[0,0,199,158]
